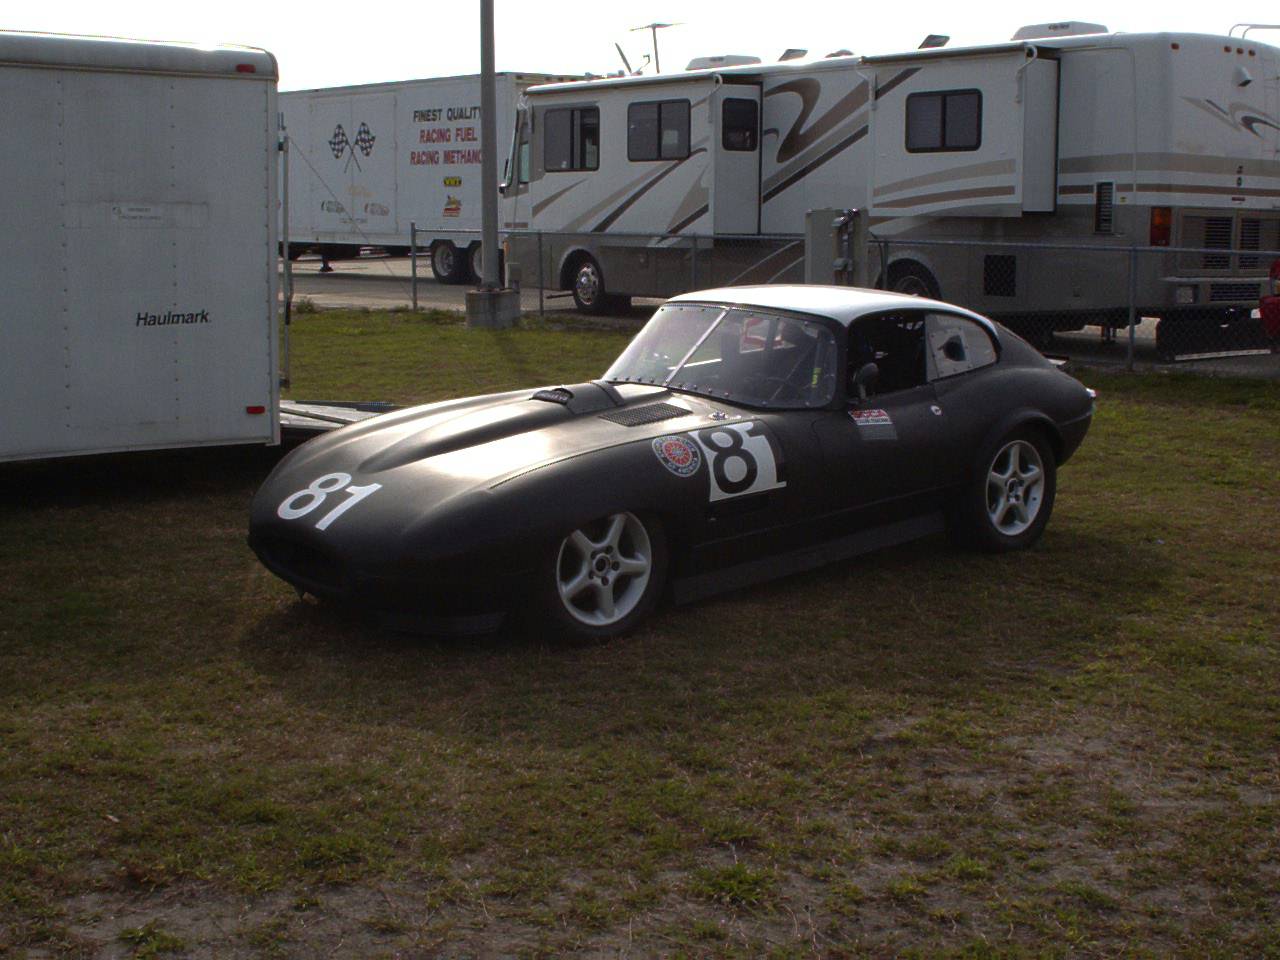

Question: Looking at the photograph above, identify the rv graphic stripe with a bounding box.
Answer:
[667,204,710,235]
[592,148,708,233]
[762,127,868,204]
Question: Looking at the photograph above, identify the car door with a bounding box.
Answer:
[811,309,951,537]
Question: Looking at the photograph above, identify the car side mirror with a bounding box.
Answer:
[851,361,879,402]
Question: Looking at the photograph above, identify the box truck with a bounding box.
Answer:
[281,71,577,283]
[0,31,281,462]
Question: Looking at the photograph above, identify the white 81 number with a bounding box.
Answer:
[277,472,382,532]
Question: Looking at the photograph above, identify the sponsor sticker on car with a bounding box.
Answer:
[850,407,897,441]
[652,435,701,477]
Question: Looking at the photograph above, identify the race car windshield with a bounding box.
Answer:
[605,304,838,409]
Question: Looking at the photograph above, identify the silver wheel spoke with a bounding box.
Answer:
[570,529,595,558]
[1011,501,1030,525]
[617,555,648,576]
[989,494,1008,524]
[594,581,616,619]
[603,514,626,550]
[559,566,591,601]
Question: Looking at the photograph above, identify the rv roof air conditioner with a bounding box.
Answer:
[1011,21,1108,41]
[918,34,950,49]
[686,54,761,70]
[825,49,854,58]
[779,48,808,61]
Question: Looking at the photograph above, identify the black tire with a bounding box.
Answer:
[888,262,940,299]
[953,427,1057,552]
[531,511,668,643]
[570,256,612,314]
[430,241,467,284]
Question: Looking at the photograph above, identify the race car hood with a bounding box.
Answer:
[273,380,739,486]
[249,381,749,565]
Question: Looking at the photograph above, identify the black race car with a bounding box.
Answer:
[249,286,1094,640]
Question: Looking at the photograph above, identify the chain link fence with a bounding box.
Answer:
[395,226,1280,370]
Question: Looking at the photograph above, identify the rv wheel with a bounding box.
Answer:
[889,262,940,299]
[431,241,467,284]
[469,243,503,285]
[571,257,610,313]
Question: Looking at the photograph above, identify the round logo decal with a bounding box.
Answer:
[652,435,701,477]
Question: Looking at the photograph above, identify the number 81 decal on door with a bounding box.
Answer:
[692,422,785,503]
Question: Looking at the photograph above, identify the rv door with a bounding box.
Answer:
[713,84,762,234]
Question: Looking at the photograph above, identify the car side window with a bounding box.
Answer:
[847,312,928,396]
[925,313,997,380]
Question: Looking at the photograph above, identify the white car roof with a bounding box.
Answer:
[668,285,997,331]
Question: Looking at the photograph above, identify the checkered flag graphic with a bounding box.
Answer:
[328,124,349,159]
[354,122,376,157]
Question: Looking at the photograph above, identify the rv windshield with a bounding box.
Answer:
[604,303,838,409]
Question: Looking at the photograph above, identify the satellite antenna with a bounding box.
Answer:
[631,22,680,73]
[615,42,635,75]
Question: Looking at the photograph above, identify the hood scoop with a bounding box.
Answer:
[599,402,691,427]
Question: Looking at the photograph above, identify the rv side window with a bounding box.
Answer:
[722,98,759,151]
[905,90,981,152]
[544,106,600,172]
[628,99,690,161]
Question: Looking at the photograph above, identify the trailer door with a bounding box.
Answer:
[713,85,762,234]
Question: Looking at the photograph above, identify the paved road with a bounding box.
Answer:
[281,254,1279,379]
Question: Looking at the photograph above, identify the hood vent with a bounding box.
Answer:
[599,402,690,427]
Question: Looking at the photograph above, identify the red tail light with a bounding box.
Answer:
[235,63,257,74]
[246,405,266,415]
[1149,207,1172,247]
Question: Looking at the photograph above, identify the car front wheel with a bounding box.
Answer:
[538,511,667,642]
[955,429,1057,552]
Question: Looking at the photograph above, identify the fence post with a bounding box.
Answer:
[410,222,418,312]
[1127,246,1137,371]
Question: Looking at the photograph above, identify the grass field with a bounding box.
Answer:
[2,309,1278,958]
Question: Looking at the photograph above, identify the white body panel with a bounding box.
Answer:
[0,32,279,463]
[282,73,574,249]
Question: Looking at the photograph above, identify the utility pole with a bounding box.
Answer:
[478,0,499,289]
[466,0,520,326]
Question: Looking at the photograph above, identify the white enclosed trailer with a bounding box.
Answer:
[280,72,576,283]
[504,26,1280,336]
[0,32,280,463]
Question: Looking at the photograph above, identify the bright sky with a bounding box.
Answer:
[9,1,1280,90]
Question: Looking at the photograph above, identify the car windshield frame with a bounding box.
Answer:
[604,301,843,410]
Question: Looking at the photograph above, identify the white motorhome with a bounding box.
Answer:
[503,25,1280,338]
[281,72,577,282]
[0,32,281,463]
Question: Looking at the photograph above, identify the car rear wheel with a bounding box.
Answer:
[955,429,1056,552]
[539,511,667,641]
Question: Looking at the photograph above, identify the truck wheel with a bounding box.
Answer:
[431,241,466,284]
[469,243,504,285]
[571,257,611,313]
[889,262,940,299]
[954,428,1057,553]
[537,511,667,643]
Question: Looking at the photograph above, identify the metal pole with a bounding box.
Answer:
[537,231,545,318]
[280,130,292,389]
[410,221,418,311]
[1127,247,1137,371]
[479,0,500,290]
